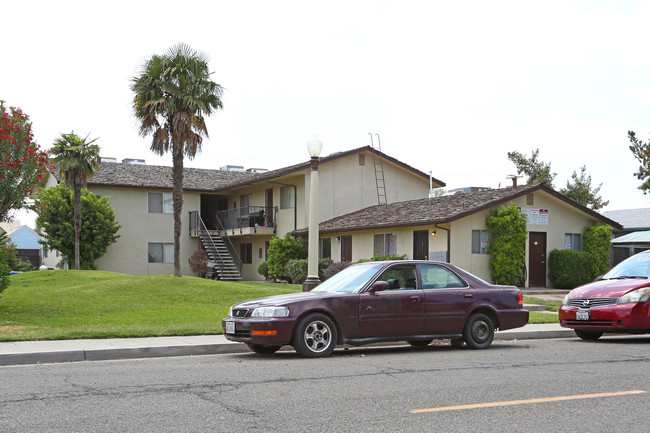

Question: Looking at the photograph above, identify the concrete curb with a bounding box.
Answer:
[0,327,576,366]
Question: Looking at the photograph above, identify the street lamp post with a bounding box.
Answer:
[303,135,322,292]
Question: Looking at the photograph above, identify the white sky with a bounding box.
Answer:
[4,0,650,227]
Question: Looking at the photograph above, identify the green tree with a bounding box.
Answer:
[0,232,11,295]
[34,185,121,269]
[559,166,609,210]
[628,130,650,193]
[507,148,556,187]
[0,101,52,222]
[50,132,100,270]
[267,233,306,281]
[131,43,224,277]
[486,203,528,285]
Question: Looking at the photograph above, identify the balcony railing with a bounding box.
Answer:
[217,205,277,235]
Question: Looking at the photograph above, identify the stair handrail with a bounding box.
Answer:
[214,214,243,275]
[190,211,226,278]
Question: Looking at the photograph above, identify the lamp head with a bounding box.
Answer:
[307,135,323,158]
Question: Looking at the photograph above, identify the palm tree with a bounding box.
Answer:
[131,43,224,277]
[50,132,100,270]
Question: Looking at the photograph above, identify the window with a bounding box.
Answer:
[43,249,48,259]
[471,230,490,254]
[377,264,418,289]
[148,242,174,263]
[280,186,295,209]
[359,154,365,166]
[527,193,534,205]
[148,192,173,214]
[240,243,253,264]
[420,264,465,289]
[565,233,582,251]
[319,238,332,259]
[239,194,251,216]
[374,233,397,257]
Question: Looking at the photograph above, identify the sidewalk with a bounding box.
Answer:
[0,323,574,366]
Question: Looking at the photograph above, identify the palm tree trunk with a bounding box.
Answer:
[172,145,184,277]
[73,182,81,270]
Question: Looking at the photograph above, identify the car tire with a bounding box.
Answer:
[407,339,433,348]
[247,344,281,355]
[463,313,494,349]
[292,313,338,358]
[574,330,603,341]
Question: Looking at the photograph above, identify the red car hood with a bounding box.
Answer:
[570,278,650,298]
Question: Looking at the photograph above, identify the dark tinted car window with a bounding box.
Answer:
[376,265,418,290]
[420,264,465,289]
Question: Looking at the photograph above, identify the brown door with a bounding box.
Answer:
[265,188,273,225]
[341,236,352,262]
[529,232,547,287]
[413,230,429,260]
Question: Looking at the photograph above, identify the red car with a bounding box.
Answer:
[222,260,528,357]
[559,250,650,340]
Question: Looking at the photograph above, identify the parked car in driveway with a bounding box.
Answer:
[559,250,650,340]
[222,260,529,357]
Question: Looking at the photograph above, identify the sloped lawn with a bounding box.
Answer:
[0,271,300,341]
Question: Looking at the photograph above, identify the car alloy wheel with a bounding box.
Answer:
[463,313,494,349]
[293,313,338,358]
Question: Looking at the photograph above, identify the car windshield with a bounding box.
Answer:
[603,252,650,279]
[311,263,384,293]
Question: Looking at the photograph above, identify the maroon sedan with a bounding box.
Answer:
[559,251,650,340]
[222,260,528,357]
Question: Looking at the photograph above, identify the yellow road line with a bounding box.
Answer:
[411,390,646,414]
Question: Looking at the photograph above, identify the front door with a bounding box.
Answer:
[359,264,424,337]
[341,235,352,262]
[529,232,547,287]
[413,230,429,260]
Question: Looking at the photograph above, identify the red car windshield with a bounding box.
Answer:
[312,263,384,293]
[603,252,650,279]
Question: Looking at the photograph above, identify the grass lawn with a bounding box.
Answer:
[0,270,300,342]
[0,271,556,342]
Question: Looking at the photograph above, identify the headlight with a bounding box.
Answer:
[251,306,290,318]
[617,288,650,304]
[562,294,570,305]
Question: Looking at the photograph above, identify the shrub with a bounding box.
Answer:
[267,233,306,280]
[548,249,593,289]
[486,203,528,285]
[257,261,269,279]
[583,223,612,278]
[285,258,334,285]
[322,261,351,281]
[0,233,10,296]
[358,254,408,263]
[188,249,209,278]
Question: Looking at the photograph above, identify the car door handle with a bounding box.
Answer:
[410,296,421,302]
[464,294,473,299]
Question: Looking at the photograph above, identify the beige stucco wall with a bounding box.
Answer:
[91,186,200,276]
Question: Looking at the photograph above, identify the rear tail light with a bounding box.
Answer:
[517,291,524,307]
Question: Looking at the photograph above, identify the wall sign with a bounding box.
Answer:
[520,208,549,225]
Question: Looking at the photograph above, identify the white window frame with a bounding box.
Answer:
[148,242,174,263]
[565,233,582,251]
[471,230,490,254]
[374,233,397,257]
[280,186,295,209]
[148,192,173,214]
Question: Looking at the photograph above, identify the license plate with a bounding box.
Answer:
[226,321,235,334]
[576,310,590,320]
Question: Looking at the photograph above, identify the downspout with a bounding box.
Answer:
[434,223,451,262]
[266,180,297,232]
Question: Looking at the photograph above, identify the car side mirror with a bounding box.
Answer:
[368,281,390,293]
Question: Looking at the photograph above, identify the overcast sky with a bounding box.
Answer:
[4,0,650,226]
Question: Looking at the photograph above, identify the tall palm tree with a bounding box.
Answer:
[131,43,224,277]
[50,132,100,270]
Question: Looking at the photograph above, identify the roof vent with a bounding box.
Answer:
[122,158,146,165]
[246,167,268,173]
[100,157,118,163]
[220,165,245,172]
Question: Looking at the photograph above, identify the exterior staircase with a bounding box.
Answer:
[199,231,242,281]
[190,211,242,281]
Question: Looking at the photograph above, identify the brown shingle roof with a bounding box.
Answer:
[88,145,445,192]
[294,183,622,234]
[88,163,256,191]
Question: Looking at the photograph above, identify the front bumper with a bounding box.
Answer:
[221,317,295,346]
[559,302,650,332]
